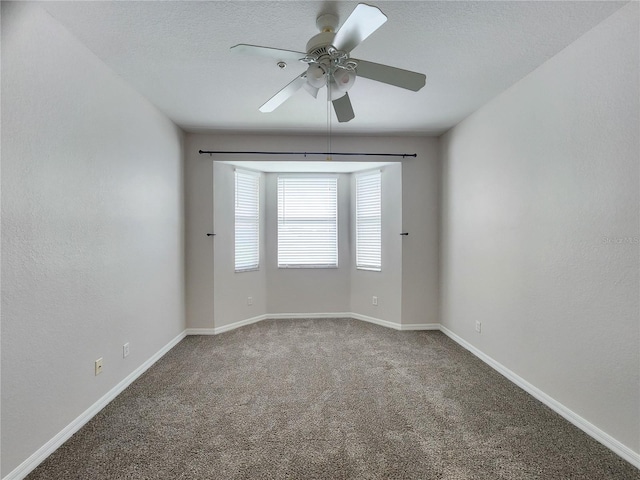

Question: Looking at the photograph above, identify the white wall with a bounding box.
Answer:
[350,164,403,324]
[185,133,440,328]
[1,3,186,477]
[440,2,639,456]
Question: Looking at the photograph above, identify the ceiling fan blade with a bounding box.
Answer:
[332,93,355,123]
[354,59,426,92]
[230,44,305,63]
[333,4,387,53]
[259,74,307,113]
[303,82,320,98]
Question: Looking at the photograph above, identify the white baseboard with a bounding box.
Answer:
[439,326,640,469]
[400,323,440,331]
[349,312,403,330]
[213,314,268,334]
[186,314,436,337]
[265,312,352,320]
[4,331,186,480]
[12,319,637,479]
[346,314,438,331]
[196,313,370,336]
[185,315,272,336]
[184,327,216,335]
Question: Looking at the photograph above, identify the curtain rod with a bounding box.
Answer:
[199,150,417,158]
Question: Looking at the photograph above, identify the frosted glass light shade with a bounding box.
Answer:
[333,68,356,92]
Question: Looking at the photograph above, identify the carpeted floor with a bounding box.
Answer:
[27,318,638,479]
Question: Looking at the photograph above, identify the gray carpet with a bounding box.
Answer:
[27,318,638,479]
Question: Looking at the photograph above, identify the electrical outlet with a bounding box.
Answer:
[475,321,482,333]
[95,358,103,375]
[372,296,378,306]
[123,343,130,358]
[247,296,253,306]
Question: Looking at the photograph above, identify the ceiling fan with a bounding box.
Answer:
[230,3,426,123]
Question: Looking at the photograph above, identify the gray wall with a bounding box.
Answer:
[185,133,440,329]
[1,3,186,476]
[265,172,352,316]
[213,162,268,327]
[210,162,415,326]
[4,0,637,475]
[401,140,441,326]
[440,3,639,455]
[350,164,403,323]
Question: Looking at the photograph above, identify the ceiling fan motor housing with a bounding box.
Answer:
[306,13,340,57]
[306,31,336,58]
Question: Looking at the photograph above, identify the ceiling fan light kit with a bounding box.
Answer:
[231,3,426,123]
[334,68,357,92]
[306,64,328,88]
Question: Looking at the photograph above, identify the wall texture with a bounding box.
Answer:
[440,2,639,455]
[1,3,186,476]
[401,139,441,326]
[185,133,440,329]
[184,147,215,330]
[350,164,403,323]
[212,162,267,328]
[265,172,352,316]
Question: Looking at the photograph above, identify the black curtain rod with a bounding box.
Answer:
[199,150,417,158]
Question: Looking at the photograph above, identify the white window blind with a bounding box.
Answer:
[277,176,338,268]
[356,171,381,271]
[235,169,260,272]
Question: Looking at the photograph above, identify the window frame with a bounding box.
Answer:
[234,168,260,273]
[277,174,339,269]
[355,170,382,272]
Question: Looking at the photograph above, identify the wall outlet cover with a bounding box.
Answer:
[95,358,103,375]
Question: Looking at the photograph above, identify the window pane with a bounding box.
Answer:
[235,170,260,272]
[356,171,381,271]
[278,176,338,268]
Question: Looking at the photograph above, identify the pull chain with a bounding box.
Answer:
[327,78,332,161]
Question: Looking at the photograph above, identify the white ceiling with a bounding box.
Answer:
[40,1,625,136]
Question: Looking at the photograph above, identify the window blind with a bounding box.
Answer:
[356,171,381,271]
[277,176,338,268]
[235,169,260,272]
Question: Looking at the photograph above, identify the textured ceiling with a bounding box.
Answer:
[40,1,625,135]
